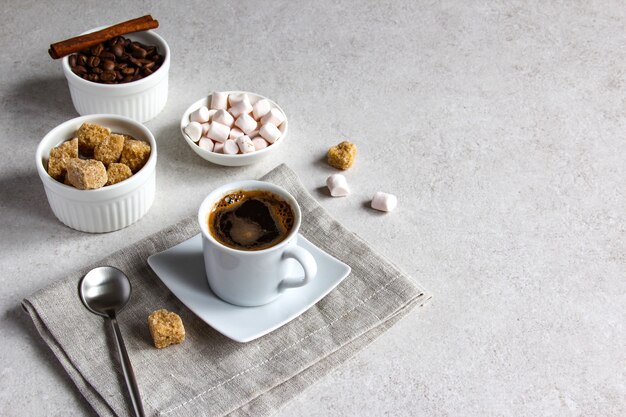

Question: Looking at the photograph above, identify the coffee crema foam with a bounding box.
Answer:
[208,190,295,251]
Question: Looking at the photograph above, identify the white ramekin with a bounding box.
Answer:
[61,29,170,123]
[36,114,157,233]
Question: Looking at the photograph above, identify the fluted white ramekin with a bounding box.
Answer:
[61,29,170,123]
[36,114,157,233]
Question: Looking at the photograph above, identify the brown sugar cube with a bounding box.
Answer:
[106,163,133,185]
[65,158,107,190]
[77,122,111,156]
[148,309,186,349]
[47,138,79,181]
[94,134,125,166]
[120,139,151,173]
[327,141,357,170]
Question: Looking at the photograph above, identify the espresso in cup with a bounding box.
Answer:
[208,189,295,251]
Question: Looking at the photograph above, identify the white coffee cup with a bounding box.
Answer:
[198,180,317,307]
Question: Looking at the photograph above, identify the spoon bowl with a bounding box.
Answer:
[80,266,132,317]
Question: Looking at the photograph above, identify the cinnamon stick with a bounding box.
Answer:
[48,15,159,59]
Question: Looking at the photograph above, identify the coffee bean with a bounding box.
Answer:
[73,65,87,75]
[91,43,104,57]
[86,56,100,68]
[112,43,124,58]
[100,51,115,60]
[100,70,116,81]
[68,35,164,84]
[102,60,115,71]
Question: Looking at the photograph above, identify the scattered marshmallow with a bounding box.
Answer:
[229,99,253,118]
[223,139,239,155]
[259,123,281,143]
[371,192,397,212]
[198,137,214,152]
[213,141,224,153]
[261,108,285,127]
[252,137,269,151]
[207,122,230,143]
[190,106,210,123]
[229,128,244,139]
[201,123,210,136]
[252,99,271,120]
[184,121,202,142]
[326,174,350,197]
[210,92,228,110]
[212,109,234,127]
[236,135,255,153]
[234,114,257,134]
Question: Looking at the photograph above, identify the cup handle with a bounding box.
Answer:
[278,246,317,291]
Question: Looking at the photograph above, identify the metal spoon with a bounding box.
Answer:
[79,266,145,417]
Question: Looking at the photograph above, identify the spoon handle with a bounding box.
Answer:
[110,315,145,417]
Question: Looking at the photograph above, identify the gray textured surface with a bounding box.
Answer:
[1,1,624,416]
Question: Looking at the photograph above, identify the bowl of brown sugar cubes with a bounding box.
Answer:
[180,91,288,166]
[36,114,157,233]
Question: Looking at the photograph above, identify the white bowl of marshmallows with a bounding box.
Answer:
[180,91,288,167]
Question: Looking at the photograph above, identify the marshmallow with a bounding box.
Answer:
[248,129,259,138]
[371,192,397,212]
[223,139,239,155]
[207,109,218,121]
[210,92,228,110]
[252,99,271,120]
[190,106,211,123]
[252,137,269,151]
[207,122,230,143]
[198,137,214,152]
[236,135,255,153]
[213,141,224,153]
[228,93,249,107]
[212,109,234,127]
[229,99,253,118]
[260,108,285,127]
[259,123,281,143]
[234,113,257,134]
[184,121,202,142]
[229,128,244,139]
[201,122,210,136]
[326,174,350,197]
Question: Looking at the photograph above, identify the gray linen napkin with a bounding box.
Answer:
[23,164,431,417]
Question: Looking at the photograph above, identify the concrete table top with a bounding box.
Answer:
[1,1,624,416]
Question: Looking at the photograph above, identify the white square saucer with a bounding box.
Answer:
[147,234,351,342]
